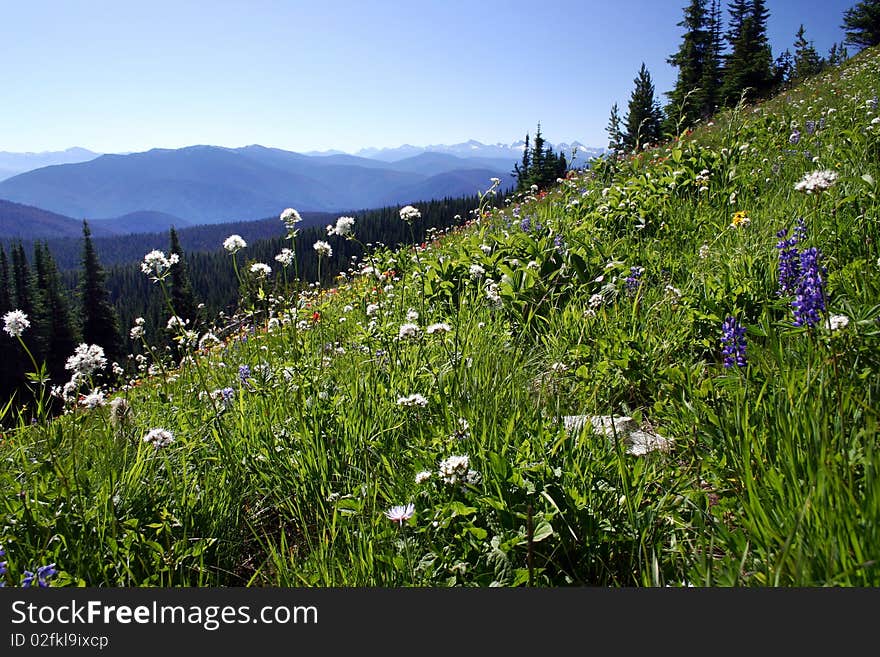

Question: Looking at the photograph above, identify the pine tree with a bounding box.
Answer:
[699,0,724,118]
[0,247,17,400]
[78,221,124,367]
[623,63,663,151]
[513,133,531,185]
[721,0,774,104]
[665,0,714,133]
[773,48,794,87]
[34,242,78,379]
[793,24,824,81]
[168,227,199,326]
[0,247,11,316]
[842,0,880,50]
[606,103,625,153]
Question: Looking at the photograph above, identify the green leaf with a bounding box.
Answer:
[532,520,554,542]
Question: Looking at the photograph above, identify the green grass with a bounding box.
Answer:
[2,47,879,587]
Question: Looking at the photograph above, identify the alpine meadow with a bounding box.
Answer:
[1,1,880,589]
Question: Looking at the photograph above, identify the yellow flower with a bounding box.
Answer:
[730,211,751,228]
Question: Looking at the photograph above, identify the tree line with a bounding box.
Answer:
[606,0,880,154]
[1,193,500,410]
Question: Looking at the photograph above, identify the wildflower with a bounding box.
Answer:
[384,503,415,525]
[399,205,421,223]
[223,234,247,253]
[238,364,252,383]
[0,546,6,581]
[426,322,452,335]
[143,428,174,449]
[65,343,107,377]
[438,454,478,485]
[699,244,710,260]
[825,314,849,331]
[22,564,58,588]
[730,211,751,228]
[519,216,532,232]
[3,310,29,337]
[791,247,826,327]
[249,262,272,279]
[313,240,333,257]
[166,315,186,331]
[330,216,356,237]
[625,266,644,296]
[720,316,747,368]
[80,389,105,409]
[140,250,179,280]
[397,393,428,407]
[479,243,493,255]
[398,323,421,340]
[469,263,485,279]
[280,208,302,237]
[366,303,380,316]
[275,248,295,267]
[198,332,220,350]
[129,319,145,340]
[415,471,432,484]
[794,170,838,194]
[789,129,801,144]
[406,309,419,322]
[776,227,802,296]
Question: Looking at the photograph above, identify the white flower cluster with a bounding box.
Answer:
[130,317,145,340]
[143,428,174,449]
[794,169,838,194]
[438,454,480,486]
[313,240,333,257]
[397,393,428,407]
[426,322,452,335]
[398,323,421,340]
[275,248,295,267]
[65,343,107,377]
[249,262,272,279]
[399,205,421,223]
[280,208,302,237]
[3,309,30,337]
[329,216,356,237]
[140,250,179,280]
[223,234,247,253]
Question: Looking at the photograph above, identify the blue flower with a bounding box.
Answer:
[238,365,251,383]
[791,247,826,328]
[21,563,57,588]
[625,266,644,296]
[720,317,747,368]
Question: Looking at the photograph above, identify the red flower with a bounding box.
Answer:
[312,311,321,323]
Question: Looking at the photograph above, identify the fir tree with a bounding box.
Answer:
[78,221,124,367]
[773,48,794,87]
[793,24,824,81]
[623,63,663,151]
[606,103,625,153]
[665,0,714,133]
[168,226,199,326]
[699,0,724,118]
[842,0,880,50]
[721,0,774,104]
[34,242,78,379]
[513,132,530,182]
[0,247,16,400]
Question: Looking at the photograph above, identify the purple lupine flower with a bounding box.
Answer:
[238,364,251,383]
[789,129,801,144]
[554,234,567,254]
[0,546,7,587]
[21,563,57,588]
[805,120,816,135]
[793,217,807,243]
[721,316,748,368]
[520,216,532,232]
[776,228,801,296]
[625,266,644,296]
[791,247,826,327]
[220,387,235,404]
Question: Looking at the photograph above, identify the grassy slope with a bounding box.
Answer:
[1,47,879,587]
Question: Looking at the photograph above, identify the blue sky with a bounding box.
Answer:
[0,0,859,154]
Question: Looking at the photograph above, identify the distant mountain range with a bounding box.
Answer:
[0,147,101,181]
[0,140,604,239]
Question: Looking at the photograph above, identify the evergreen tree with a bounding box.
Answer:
[842,0,880,50]
[606,103,625,153]
[513,132,530,182]
[772,48,794,87]
[699,0,724,118]
[793,24,824,81]
[721,0,774,104]
[34,242,78,379]
[168,226,199,326]
[0,247,16,400]
[78,221,124,367]
[623,63,663,151]
[665,0,714,133]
